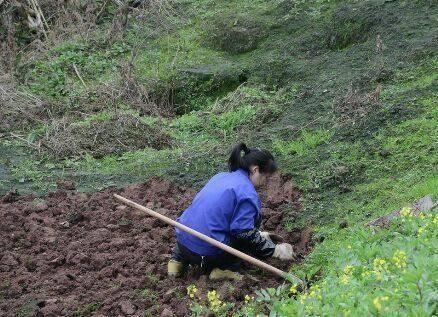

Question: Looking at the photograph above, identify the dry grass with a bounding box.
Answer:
[332,84,382,126]
[0,74,49,132]
[41,112,171,158]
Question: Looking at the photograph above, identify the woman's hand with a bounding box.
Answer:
[260,231,284,244]
[272,243,295,260]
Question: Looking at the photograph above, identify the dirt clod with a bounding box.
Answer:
[160,307,174,317]
[120,300,136,315]
[0,176,312,316]
[1,188,19,203]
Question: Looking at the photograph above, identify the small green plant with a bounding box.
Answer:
[17,301,37,317]
[0,281,11,300]
[211,105,257,135]
[145,272,160,284]
[187,285,234,316]
[73,302,100,317]
[273,129,332,156]
[141,288,158,301]
[254,285,289,315]
[117,217,132,227]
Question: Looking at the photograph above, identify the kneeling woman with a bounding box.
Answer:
[168,143,295,280]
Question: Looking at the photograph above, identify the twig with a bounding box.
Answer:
[116,138,128,147]
[96,0,110,21]
[27,0,48,41]
[31,0,49,31]
[73,64,87,88]
[170,44,180,69]
[10,132,40,150]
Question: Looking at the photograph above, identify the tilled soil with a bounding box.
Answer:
[0,175,313,317]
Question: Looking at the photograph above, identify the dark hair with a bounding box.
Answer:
[228,143,277,174]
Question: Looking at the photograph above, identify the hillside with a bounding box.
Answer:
[0,0,437,316]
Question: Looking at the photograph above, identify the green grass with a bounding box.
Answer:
[273,129,333,157]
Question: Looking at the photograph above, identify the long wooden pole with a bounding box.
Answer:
[113,194,303,284]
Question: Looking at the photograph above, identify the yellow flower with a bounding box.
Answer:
[373,258,386,267]
[300,294,308,304]
[207,290,223,312]
[418,227,425,235]
[310,284,320,291]
[289,284,298,294]
[373,258,388,279]
[187,284,198,299]
[392,250,407,268]
[373,296,389,311]
[373,297,381,311]
[340,274,350,285]
[244,294,254,303]
[343,265,354,275]
[207,290,217,300]
[400,207,412,217]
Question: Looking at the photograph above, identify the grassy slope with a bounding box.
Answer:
[1,0,437,315]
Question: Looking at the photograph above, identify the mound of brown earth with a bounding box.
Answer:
[0,176,312,316]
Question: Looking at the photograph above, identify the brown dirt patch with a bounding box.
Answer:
[0,176,312,317]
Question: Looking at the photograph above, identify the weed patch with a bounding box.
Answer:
[273,129,332,157]
[272,205,437,316]
[42,113,170,158]
[20,41,129,99]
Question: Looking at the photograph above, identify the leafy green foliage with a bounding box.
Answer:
[272,209,438,316]
[211,105,257,135]
[22,41,129,98]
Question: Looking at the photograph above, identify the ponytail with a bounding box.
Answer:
[228,143,277,174]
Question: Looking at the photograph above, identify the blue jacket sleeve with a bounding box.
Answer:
[229,199,276,259]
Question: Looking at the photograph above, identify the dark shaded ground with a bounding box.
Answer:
[0,175,312,317]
